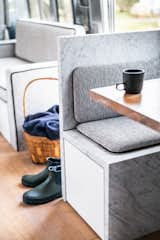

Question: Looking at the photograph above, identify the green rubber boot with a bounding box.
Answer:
[23,163,62,205]
[22,157,60,187]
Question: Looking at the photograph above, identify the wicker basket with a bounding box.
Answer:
[23,77,60,164]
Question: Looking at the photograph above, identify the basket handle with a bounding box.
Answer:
[23,77,58,118]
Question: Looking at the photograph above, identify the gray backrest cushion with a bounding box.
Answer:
[15,19,85,62]
[73,58,160,123]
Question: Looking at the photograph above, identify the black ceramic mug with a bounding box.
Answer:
[116,69,145,94]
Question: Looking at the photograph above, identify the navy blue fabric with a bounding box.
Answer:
[23,105,59,140]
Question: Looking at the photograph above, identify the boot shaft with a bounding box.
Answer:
[48,165,61,185]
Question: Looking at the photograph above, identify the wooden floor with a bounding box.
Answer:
[0,135,159,240]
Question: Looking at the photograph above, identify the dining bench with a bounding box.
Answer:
[59,29,160,240]
[0,18,85,150]
[74,60,160,153]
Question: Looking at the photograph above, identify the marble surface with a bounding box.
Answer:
[63,130,160,240]
[109,153,160,240]
[58,30,160,239]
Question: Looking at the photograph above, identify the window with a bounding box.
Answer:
[29,0,40,18]
[7,0,29,23]
[115,0,160,32]
[72,0,90,32]
[7,0,29,38]
[72,0,103,33]
[40,0,58,21]
[42,0,51,20]
[58,0,73,23]
[28,0,58,21]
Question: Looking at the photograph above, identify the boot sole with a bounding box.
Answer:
[23,192,62,205]
[22,178,39,188]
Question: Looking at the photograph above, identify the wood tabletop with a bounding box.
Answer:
[90,79,160,132]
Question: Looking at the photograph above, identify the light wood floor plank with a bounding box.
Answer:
[0,135,98,240]
[0,135,159,240]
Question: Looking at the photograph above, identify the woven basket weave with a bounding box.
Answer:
[23,77,60,164]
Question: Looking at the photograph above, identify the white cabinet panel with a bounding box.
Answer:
[64,140,105,239]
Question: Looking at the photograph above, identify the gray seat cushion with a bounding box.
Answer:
[0,87,7,102]
[73,59,160,123]
[77,117,160,153]
[16,19,84,62]
[0,57,27,102]
[0,57,27,89]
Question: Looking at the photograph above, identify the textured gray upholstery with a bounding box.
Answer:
[73,59,160,123]
[16,19,85,62]
[77,116,160,153]
[0,88,7,102]
[0,57,27,89]
[0,57,27,102]
[0,40,15,58]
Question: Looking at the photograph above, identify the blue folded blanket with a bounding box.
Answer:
[23,105,59,140]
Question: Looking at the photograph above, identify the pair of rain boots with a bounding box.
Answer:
[22,157,62,205]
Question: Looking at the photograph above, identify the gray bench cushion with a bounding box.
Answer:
[73,59,160,123]
[0,57,27,102]
[15,20,81,62]
[0,57,27,89]
[77,117,160,153]
[0,87,7,102]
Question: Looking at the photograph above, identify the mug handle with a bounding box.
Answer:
[116,82,125,91]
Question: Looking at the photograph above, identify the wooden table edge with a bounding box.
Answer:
[89,90,160,132]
